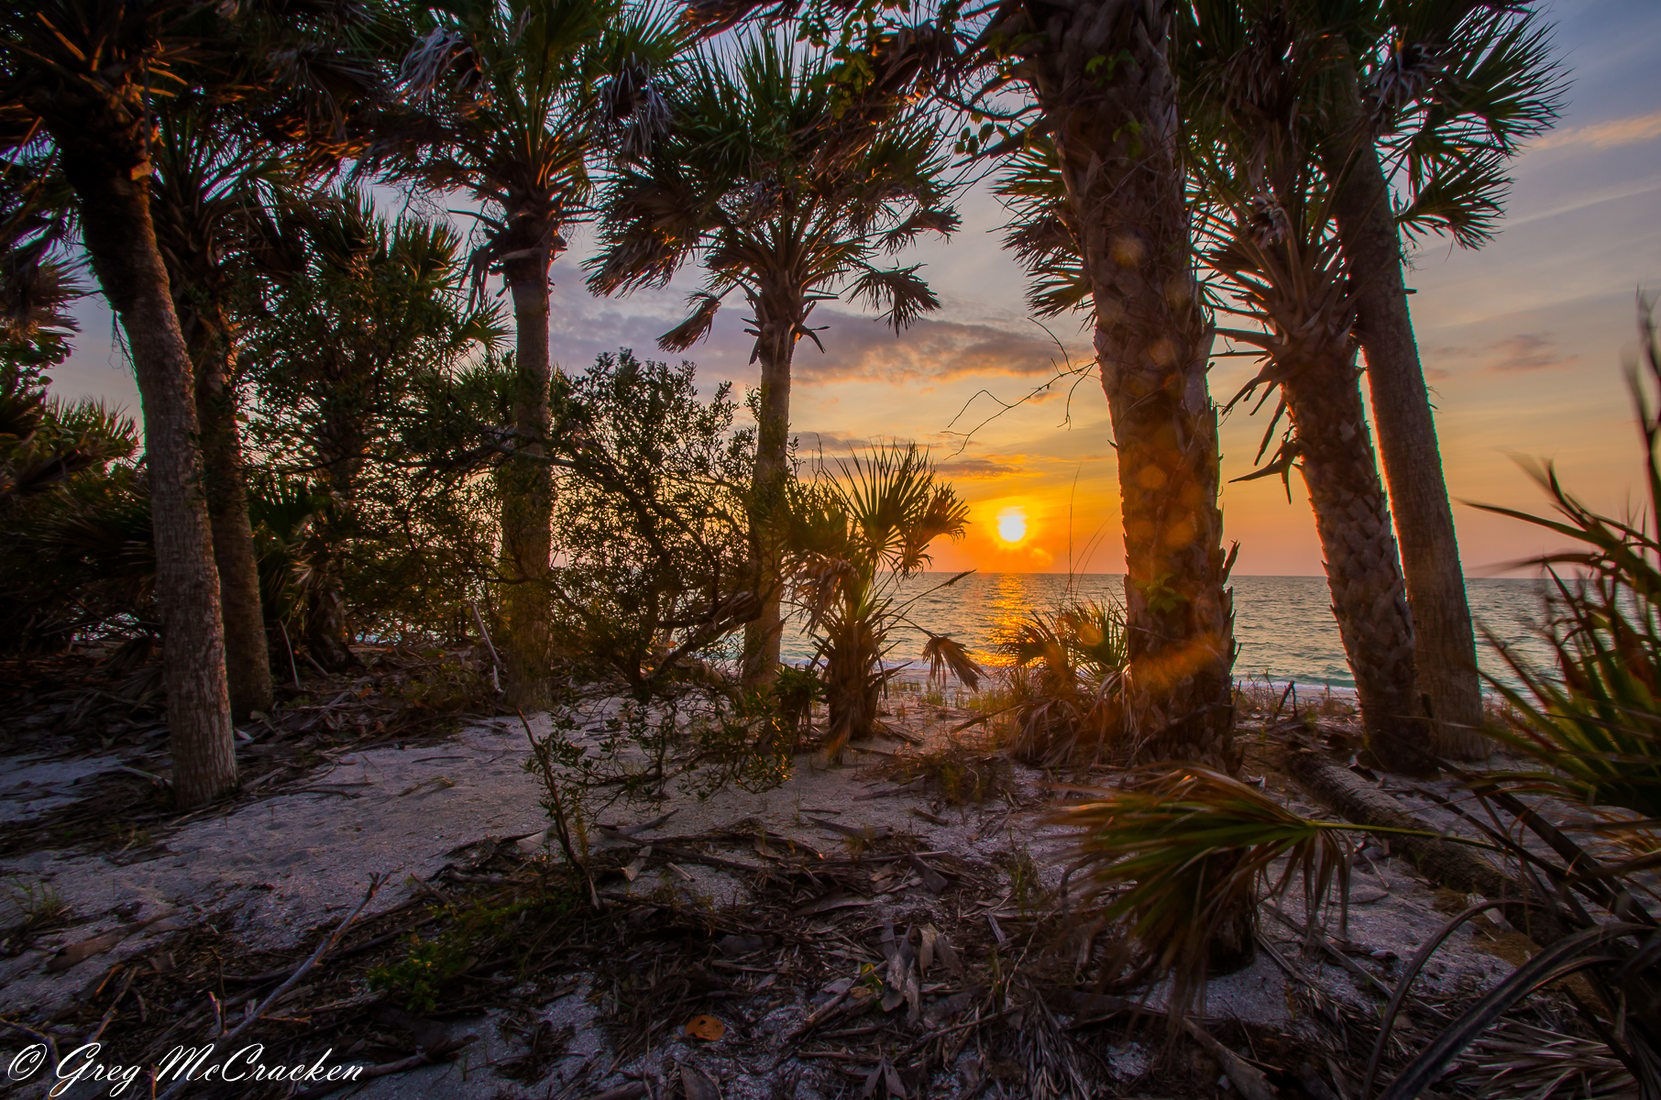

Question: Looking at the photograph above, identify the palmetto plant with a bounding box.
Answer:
[996,597,1128,769]
[587,32,959,692]
[375,0,684,709]
[1477,307,1661,820]
[781,444,975,759]
[1056,767,1352,1017]
[1,389,155,652]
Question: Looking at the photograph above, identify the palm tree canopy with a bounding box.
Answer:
[240,191,508,476]
[586,33,960,354]
[1178,0,1564,248]
[373,0,686,287]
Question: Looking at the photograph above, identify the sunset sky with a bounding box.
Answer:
[53,0,1661,576]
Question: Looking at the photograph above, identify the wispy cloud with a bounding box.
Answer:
[793,311,1088,384]
[1484,332,1579,373]
[935,457,1025,480]
[1531,108,1661,151]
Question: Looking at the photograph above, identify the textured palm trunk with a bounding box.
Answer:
[1323,70,1486,760]
[740,282,802,692]
[1025,0,1246,969]
[59,146,236,809]
[1281,350,1433,774]
[304,545,354,672]
[189,318,274,717]
[499,252,556,709]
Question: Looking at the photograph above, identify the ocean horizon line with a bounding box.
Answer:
[905,569,1545,580]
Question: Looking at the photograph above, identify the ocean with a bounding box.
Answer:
[778,574,1558,694]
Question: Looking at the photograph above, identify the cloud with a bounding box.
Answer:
[795,430,879,455]
[934,457,1024,480]
[1484,332,1579,373]
[1531,109,1661,152]
[792,310,1088,384]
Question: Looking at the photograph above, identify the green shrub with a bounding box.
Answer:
[782,444,980,758]
[996,597,1128,767]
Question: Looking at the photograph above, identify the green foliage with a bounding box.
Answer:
[1476,309,1661,818]
[377,0,685,276]
[239,191,506,652]
[0,363,153,653]
[770,663,825,751]
[783,444,977,756]
[367,888,582,1013]
[527,682,794,824]
[545,350,755,691]
[992,136,1091,319]
[1056,766,1353,1019]
[586,32,960,344]
[994,597,1128,768]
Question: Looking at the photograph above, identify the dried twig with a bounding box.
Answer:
[1183,1018,1277,1100]
[519,709,599,908]
[155,877,382,1100]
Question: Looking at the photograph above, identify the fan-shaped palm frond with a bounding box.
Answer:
[782,444,974,755]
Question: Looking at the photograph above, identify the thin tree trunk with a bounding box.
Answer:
[1323,69,1486,760]
[307,406,363,673]
[190,320,274,717]
[305,545,354,672]
[1282,350,1433,774]
[500,256,555,709]
[1026,0,1245,970]
[59,148,236,809]
[740,281,802,692]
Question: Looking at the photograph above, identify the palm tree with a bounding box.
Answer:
[146,12,385,715]
[987,9,1238,785]
[149,109,286,718]
[783,444,973,757]
[1,0,240,807]
[1,0,384,806]
[1171,4,1427,772]
[586,34,959,692]
[240,193,506,668]
[1315,1,1562,756]
[375,0,684,709]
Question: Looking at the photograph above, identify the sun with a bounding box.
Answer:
[996,506,1028,544]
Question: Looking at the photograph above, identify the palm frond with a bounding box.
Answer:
[922,633,981,691]
[1055,767,1352,1018]
[659,291,723,352]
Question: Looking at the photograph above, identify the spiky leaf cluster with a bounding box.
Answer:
[587,33,960,353]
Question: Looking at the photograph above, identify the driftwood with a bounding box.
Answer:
[1283,746,1516,900]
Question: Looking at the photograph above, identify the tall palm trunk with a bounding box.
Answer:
[499,241,556,709]
[740,280,802,691]
[1323,70,1485,760]
[1281,348,1431,773]
[189,313,274,717]
[1027,0,1246,969]
[58,141,236,809]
